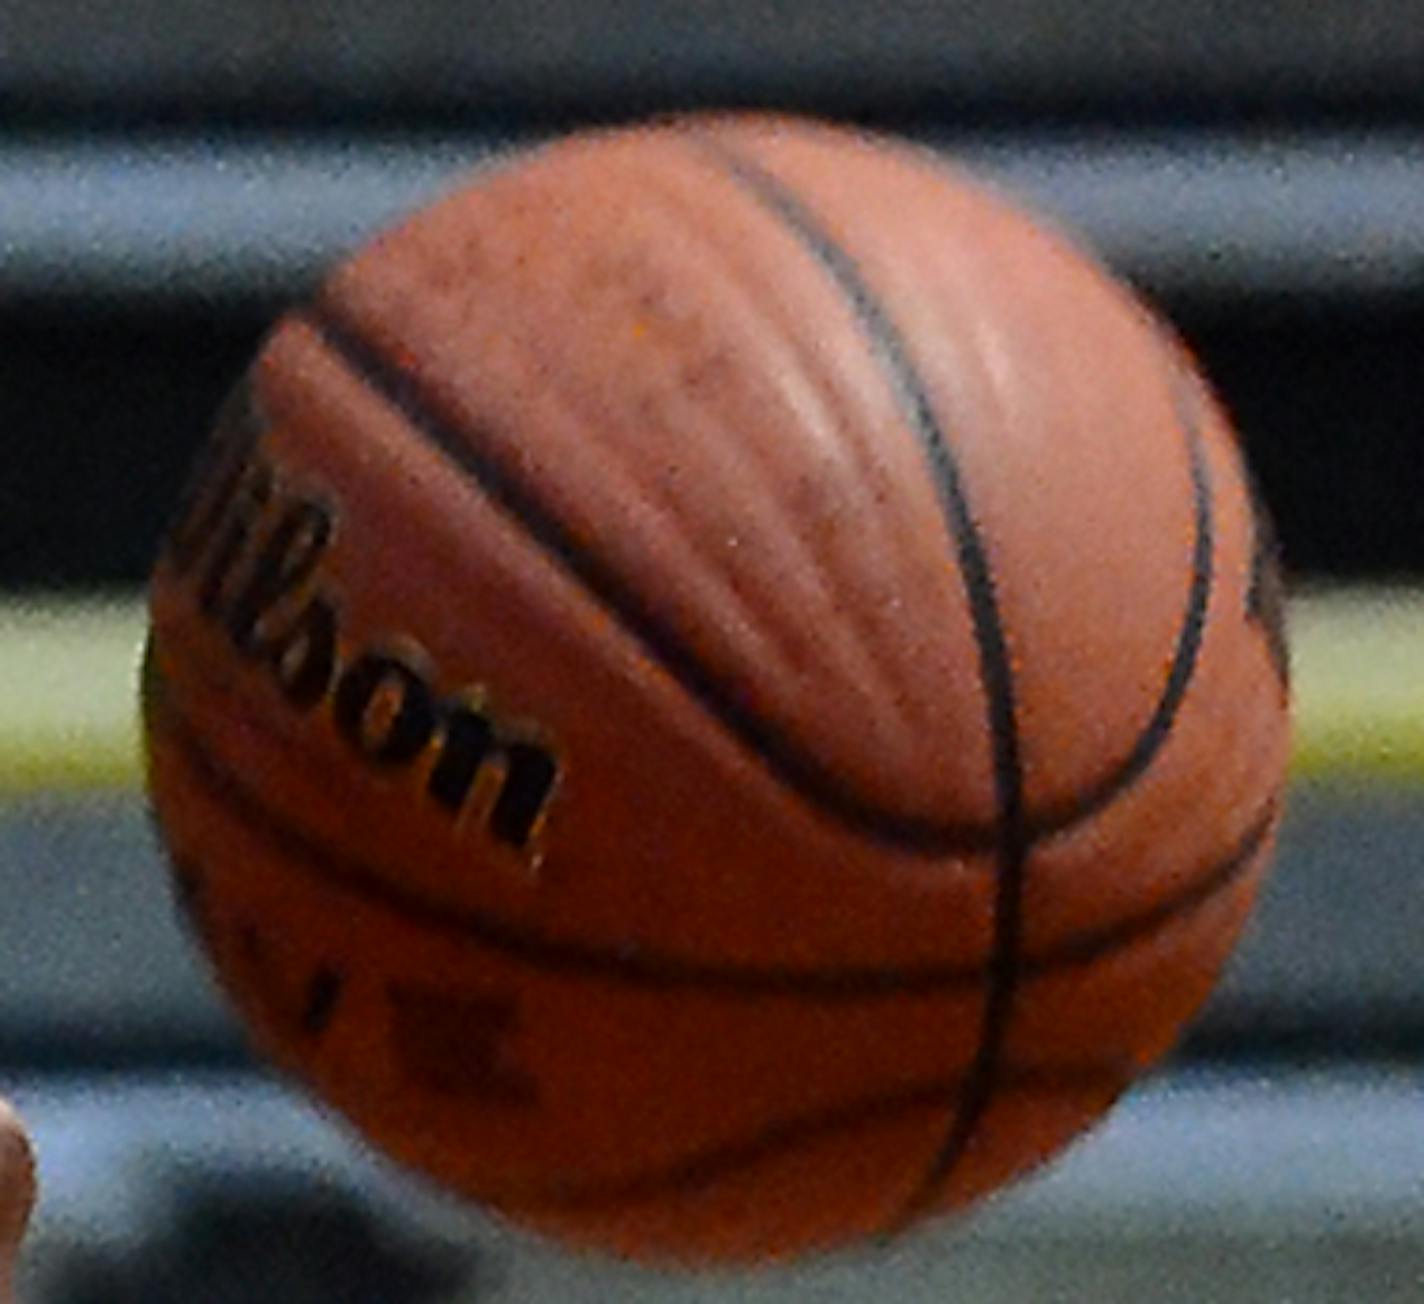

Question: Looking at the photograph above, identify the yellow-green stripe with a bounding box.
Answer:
[0,587,1419,793]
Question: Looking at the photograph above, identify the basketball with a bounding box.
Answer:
[140,114,1292,1264]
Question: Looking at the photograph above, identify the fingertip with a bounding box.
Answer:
[0,1098,36,1255]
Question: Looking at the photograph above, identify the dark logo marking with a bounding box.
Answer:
[162,383,560,853]
[387,981,540,1105]
[232,922,347,1041]
[164,852,347,1042]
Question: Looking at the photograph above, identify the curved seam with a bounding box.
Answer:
[692,139,1027,1226]
[488,1063,1128,1211]
[299,300,1209,856]
[145,663,1276,1001]
[1022,374,1214,837]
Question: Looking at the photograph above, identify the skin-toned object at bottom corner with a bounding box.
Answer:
[0,1099,34,1304]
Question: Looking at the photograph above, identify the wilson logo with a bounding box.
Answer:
[162,384,560,852]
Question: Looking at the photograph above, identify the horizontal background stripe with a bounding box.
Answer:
[5,0,1424,122]
[2,587,1416,793]
[8,1067,1424,1299]
[2,131,1423,303]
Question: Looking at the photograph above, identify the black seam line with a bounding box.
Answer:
[148,660,1277,1001]
[693,140,1028,1230]
[305,302,971,858]
[300,281,1209,857]
[486,1063,1128,1212]
[1021,378,1215,837]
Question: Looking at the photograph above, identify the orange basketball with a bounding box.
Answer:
[140,114,1291,1264]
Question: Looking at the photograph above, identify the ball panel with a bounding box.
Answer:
[315,128,1001,831]
[485,1061,1130,1263]
[1006,827,1277,1072]
[145,680,1002,1190]
[1014,385,1291,952]
[147,336,1011,976]
[688,118,1214,821]
[479,1095,964,1264]
[148,564,1278,1011]
[146,641,1264,1222]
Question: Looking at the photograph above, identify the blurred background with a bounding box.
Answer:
[1,1,1422,1299]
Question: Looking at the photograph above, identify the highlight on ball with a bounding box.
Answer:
[141,113,1292,1265]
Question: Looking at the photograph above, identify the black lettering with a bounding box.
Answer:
[224,499,335,654]
[165,409,561,854]
[265,594,340,710]
[428,702,558,848]
[197,462,274,618]
[426,701,494,813]
[167,384,263,574]
[333,653,437,765]
[490,742,560,848]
